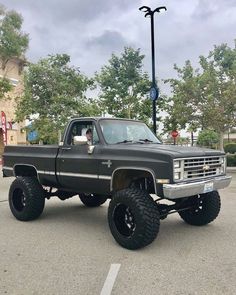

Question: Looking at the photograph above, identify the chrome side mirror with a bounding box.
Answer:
[73,135,87,145]
[88,145,95,154]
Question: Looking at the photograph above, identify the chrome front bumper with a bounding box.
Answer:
[163,175,232,199]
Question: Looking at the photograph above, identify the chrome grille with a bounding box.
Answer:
[183,157,222,180]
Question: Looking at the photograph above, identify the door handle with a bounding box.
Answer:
[61,147,71,150]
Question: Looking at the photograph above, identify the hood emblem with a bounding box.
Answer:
[203,164,210,171]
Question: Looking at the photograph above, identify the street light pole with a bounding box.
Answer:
[150,12,157,134]
[139,5,167,134]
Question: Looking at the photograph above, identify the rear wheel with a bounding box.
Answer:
[79,193,107,207]
[178,191,221,226]
[9,177,45,221]
[108,188,160,250]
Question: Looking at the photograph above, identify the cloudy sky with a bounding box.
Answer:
[2,0,236,92]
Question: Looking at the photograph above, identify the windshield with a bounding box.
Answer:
[99,119,161,144]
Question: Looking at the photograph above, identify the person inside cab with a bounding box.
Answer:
[86,128,92,145]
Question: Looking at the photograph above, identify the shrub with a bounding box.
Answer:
[226,154,236,167]
[197,130,219,148]
[224,143,236,154]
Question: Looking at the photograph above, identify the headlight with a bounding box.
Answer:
[174,160,181,168]
[220,157,225,164]
[173,159,183,181]
[220,156,226,174]
[174,172,181,180]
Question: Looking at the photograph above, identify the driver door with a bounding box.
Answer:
[57,120,100,193]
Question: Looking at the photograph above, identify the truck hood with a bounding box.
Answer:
[110,143,225,158]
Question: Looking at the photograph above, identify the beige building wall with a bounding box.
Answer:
[0,58,27,157]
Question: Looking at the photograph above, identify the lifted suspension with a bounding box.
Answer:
[155,200,194,220]
[44,188,76,200]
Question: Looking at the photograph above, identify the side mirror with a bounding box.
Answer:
[73,135,87,145]
[88,145,95,154]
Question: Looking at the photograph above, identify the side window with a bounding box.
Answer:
[66,121,100,145]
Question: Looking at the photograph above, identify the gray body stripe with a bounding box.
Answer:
[38,170,55,175]
[3,166,111,180]
[58,172,98,179]
[58,172,111,180]
[2,166,13,170]
[99,175,112,180]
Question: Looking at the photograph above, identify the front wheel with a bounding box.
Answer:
[108,188,160,250]
[79,193,107,207]
[178,191,221,226]
[9,177,45,221]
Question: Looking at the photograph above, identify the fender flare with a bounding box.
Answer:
[13,164,39,180]
[110,166,157,194]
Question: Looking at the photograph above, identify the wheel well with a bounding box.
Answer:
[111,169,156,194]
[14,165,38,178]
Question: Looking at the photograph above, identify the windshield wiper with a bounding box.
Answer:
[116,140,133,144]
[139,139,153,143]
[138,139,161,144]
[116,139,152,144]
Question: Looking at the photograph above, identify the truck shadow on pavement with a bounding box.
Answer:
[41,199,109,227]
[38,199,222,251]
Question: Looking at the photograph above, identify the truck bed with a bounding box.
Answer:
[2,145,59,187]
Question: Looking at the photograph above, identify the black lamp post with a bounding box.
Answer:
[139,5,167,134]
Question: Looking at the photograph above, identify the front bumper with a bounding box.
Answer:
[163,175,232,199]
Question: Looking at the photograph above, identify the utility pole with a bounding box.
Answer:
[139,5,167,134]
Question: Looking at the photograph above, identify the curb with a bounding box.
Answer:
[227,167,236,173]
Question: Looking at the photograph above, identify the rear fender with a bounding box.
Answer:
[13,164,39,180]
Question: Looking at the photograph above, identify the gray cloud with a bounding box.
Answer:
[2,0,136,24]
[86,30,128,53]
[193,0,236,20]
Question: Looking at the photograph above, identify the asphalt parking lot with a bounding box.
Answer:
[0,171,236,295]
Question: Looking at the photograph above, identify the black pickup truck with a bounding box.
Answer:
[2,117,232,249]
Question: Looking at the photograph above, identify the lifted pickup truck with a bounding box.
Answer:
[2,117,232,249]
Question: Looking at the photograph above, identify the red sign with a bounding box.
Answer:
[1,111,7,146]
[171,130,179,138]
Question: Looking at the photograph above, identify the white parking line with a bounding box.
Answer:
[100,264,121,295]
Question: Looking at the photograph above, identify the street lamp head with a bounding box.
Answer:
[139,6,167,17]
[153,6,167,13]
[144,11,152,18]
[139,6,151,13]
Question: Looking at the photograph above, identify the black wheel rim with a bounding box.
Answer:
[113,203,136,237]
[83,193,95,199]
[190,195,204,214]
[12,188,26,212]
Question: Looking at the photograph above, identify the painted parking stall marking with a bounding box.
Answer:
[100,264,121,295]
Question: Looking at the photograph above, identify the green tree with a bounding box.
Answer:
[16,54,98,144]
[164,41,236,150]
[0,78,12,98]
[96,47,154,124]
[163,61,200,146]
[0,5,28,68]
[199,42,236,150]
[0,5,29,98]
[197,129,219,148]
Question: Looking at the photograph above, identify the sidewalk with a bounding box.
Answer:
[227,166,236,173]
